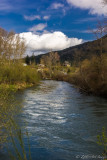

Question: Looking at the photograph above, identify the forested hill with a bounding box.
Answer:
[30,35,107,64]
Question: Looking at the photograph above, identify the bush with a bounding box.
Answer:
[71,54,107,97]
[0,62,40,85]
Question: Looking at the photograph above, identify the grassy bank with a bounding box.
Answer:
[0,62,40,90]
[0,27,41,91]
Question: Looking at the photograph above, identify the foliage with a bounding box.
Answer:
[0,28,26,63]
[40,52,60,67]
[0,61,40,85]
[38,52,107,97]
[25,55,30,65]
[0,86,20,144]
[0,27,39,159]
[0,88,32,160]
[0,27,40,87]
[39,52,60,78]
[97,127,107,160]
[71,54,107,97]
[7,119,32,160]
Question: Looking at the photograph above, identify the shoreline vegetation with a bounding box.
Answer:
[25,23,107,98]
[0,27,107,98]
[51,55,107,98]
[0,27,40,159]
[32,21,107,98]
[0,27,40,92]
[0,26,107,159]
[0,27,40,160]
[0,63,40,91]
[28,51,107,98]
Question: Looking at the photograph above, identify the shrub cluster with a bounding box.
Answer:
[0,62,40,85]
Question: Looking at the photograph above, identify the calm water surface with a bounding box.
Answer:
[1,80,107,160]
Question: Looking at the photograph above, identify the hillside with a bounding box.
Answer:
[34,35,107,64]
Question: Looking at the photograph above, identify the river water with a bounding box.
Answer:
[0,80,107,160]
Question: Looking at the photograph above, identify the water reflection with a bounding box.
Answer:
[0,80,107,160]
[0,89,26,160]
[16,80,107,160]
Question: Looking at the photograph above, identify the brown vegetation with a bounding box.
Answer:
[39,51,107,97]
[0,27,40,89]
[70,54,107,97]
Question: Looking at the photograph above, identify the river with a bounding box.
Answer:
[0,80,107,160]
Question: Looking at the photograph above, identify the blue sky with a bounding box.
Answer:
[0,0,106,55]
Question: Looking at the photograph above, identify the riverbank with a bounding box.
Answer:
[39,54,107,98]
[39,65,107,98]
[50,73,107,98]
[0,82,39,92]
[0,62,41,93]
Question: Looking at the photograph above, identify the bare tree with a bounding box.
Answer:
[0,27,26,64]
[40,52,60,67]
[40,52,60,78]
[91,21,107,57]
[91,21,107,82]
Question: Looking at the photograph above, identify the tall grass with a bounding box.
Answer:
[0,61,40,86]
[7,119,32,160]
[0,86,32,160]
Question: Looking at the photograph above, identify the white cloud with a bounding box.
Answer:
[24,15,51,21]
[66,0,107,15]
[24,15,41,21]
[50,3,64,9]
[19,31,83,55]
[28,23,47,33]
[43,16,50,20]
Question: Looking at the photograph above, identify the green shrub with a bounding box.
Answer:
[0,62,40,85]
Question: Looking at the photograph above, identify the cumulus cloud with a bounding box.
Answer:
[19,31,83,55]
[50,3,64,9]
[24,15,41,21]
[66,0,107,15]
[28,23,47,33]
